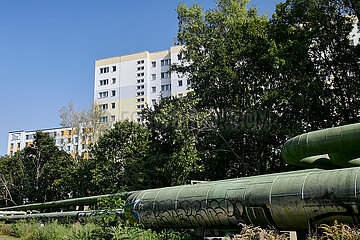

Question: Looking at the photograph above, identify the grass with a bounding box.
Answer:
[1,220,360,239]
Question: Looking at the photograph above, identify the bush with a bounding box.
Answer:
[309,221,360,240]
[232,224,289,240]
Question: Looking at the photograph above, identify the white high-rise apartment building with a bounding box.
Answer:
[94,45,190,123]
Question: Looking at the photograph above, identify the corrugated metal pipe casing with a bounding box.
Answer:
[125,167,360,231]
[281,123,360,168]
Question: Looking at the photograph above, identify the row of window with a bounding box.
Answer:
[99,78,116,86]
[99,90,116,99]
[10,143,20,149]
[100,56,178,76]
[100,102,116,109]
[138,59,171,68]
[99,115,116,123]
[100,66,116,74]
[161,84,171,91]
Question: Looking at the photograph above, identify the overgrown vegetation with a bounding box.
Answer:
[2,220,360,239]
[0,0,359,238]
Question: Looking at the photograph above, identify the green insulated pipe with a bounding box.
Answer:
[281,123,360,168]
[125,167,360,231]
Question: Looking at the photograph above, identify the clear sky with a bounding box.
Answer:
[0,0,282,156]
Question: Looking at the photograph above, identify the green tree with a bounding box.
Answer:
[89,120,150,194]
[269,0,360,133]
[0,155,18,206]
[142,93,207,186]
[0,132,75,205]
[174,0,284,179]
[174,0,360,179]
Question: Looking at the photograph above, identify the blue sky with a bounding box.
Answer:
[0,0,281,156]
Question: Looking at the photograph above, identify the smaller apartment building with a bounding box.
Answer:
[94,45,191,123]
[7,127,93,158]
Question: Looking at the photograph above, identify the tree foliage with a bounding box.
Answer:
[0,132,75,206]
[142,93,207,186]
[173,0,360,179]
[88,120,150,193]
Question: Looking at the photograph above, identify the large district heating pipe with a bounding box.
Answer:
[125,167,360,231]
[281,123,360,168]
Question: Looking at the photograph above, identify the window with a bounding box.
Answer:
[137,79,144,83]
[137,60,144,64]
[136,98,145,102]
[61,131,64,136]
[177,54,182,60]
[137,112,141,116]
[151,74,156,80]
[111,115,115,122]
[112,66,116,72]
[11,134,20,140]
[137,66,144,71]
[10,143,14,148]
[161,72,170,79]
[151,86,156,93]
[111,102,115,109]
[152,99,156,105]
[17,143,20,148]
[101,104,108,110]
[111,90,116,96]
[75,145,78,151]
[69,130,72,135]
[137,72,144,77]
[137,91,144,96]
[99,91,108,98]
[161,84,171,91]
[67,146,70,151]
[49,131,57,138]
[68,138,71,143]
[75,137,79,143]
[152,61,156,67]
[26,134,34,140]
[10,151,13,156]
[178,80,183,86]
[112,78,116,84]
[100,67,109,74]
[137,85,144,90]
[161,59,171,66]
[100,116,108,122]
[137,104,145,109]
[187,79,191,85]
[82,144,85,150]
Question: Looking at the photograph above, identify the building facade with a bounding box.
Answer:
[94,45,190,123]
[7,46,190,156]
[7,127,92,158]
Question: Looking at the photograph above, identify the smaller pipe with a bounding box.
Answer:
[0,192,137,212]
[0,209,124,221]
